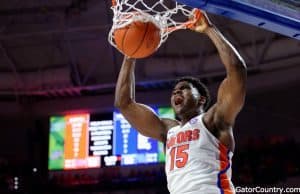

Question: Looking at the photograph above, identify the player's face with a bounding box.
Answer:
[171,81,201,117]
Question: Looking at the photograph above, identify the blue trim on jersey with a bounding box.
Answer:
[217,150,231,194]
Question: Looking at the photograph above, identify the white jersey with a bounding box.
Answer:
[165,114,235,194]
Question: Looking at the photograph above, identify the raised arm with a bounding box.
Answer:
[194,11,247,127]
[114,56,169,142]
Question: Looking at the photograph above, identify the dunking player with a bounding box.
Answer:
[114,10,247,194]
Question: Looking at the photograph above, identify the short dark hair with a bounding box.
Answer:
[174,76,211,110]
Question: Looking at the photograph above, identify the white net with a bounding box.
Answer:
[108,0,201,51]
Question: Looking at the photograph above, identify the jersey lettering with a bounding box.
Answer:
[192,129,200,140]
[167,129,200,171]
[167,128,200,149]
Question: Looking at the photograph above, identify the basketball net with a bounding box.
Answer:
[108,0,202,51]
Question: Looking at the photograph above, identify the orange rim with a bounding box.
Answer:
[112,0,116,7]
[165,9,203,33]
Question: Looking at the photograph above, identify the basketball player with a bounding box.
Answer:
[114,11,247,194]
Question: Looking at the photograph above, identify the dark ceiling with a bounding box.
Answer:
[0,0,299,115]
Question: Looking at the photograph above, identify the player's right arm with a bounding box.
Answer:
[114,56,170,142]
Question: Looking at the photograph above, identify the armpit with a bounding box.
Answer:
[161,118,180,129]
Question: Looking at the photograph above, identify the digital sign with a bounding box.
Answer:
[48,114,100,170]
[113,112,161,165]
[48,107,175,170]
[89,120,113,156]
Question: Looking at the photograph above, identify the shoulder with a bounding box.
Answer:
[203,104,235,150]
[154,118,179,143]
[161,118,180,130]
[203,104,231,132]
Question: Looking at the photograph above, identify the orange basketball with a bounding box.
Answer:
[113,21,161,58]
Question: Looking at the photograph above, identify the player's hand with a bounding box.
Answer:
[189,9,213,33]
[124,55,136,63]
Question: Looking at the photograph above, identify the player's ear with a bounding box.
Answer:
[198,96,206,107]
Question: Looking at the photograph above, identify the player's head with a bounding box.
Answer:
[171,76,210,118]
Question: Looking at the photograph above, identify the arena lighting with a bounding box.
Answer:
[14,177,18,190]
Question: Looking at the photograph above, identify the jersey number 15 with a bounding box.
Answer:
[169,144,189,171]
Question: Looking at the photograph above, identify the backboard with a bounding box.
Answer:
[176,0,300,40]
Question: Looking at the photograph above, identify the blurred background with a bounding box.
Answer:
[0,0,299,194]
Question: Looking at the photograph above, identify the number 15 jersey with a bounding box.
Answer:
[165,114,235,194]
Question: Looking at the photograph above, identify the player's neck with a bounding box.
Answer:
[179,109,203,126]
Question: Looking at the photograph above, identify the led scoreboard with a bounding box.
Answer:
[48,114,101,170]
[48,107,174,170]
[113,111,164,165]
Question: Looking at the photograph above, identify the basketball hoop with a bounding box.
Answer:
[108,0,202,56]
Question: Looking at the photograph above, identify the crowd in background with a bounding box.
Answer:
[233,135,299,185]
[1,136,299,194]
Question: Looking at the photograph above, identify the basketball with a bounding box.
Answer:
[113,21,161,58]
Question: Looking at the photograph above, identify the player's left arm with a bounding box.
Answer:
[193,11,247,126]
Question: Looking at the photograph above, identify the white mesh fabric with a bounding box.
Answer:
[108,0,197,52]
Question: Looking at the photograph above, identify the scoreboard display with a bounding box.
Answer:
[48,107,174,170]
